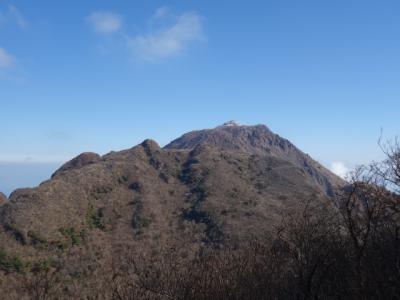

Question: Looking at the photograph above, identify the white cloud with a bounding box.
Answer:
[153,6,169,19]
[0,5,28,29]
[87,11,122,34]
[129,11,204,61]
[330,161,349,179]
[0,47,15,68]
[8,5,28,29]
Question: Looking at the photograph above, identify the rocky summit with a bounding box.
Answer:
[165,123,344,196]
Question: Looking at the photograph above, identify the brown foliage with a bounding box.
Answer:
[1,139,400,299]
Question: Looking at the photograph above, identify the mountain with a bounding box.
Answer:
[0,122,345,297]
[0,122,344,244]
[166,122,344,196]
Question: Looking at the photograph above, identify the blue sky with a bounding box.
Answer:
[1,0,399,195]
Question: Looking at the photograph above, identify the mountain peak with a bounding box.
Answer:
[52,152,101,178]
[141,139,160,150]
[165,123,275,153]
[165,122,344,196]
[220,120,241,127]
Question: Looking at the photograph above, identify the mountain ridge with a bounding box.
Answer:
[0,122,347,297]
[0,122,345,249]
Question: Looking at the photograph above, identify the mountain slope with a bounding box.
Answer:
[0,192,7,206]
[165,122,344,196]
[0,122,345,296]
[0,123,344,246]
[0,137,330,247]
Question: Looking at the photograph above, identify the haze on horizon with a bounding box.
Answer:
[1,0,399,195]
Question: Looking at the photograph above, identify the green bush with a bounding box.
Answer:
[0,249,25,273]
[91,186,113,200]
[86,206,106,230]
[30,258,57,274]
[59,227,85,246]
[132,215,152,231]
[28,230,48,249]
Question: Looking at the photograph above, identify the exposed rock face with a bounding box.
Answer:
[0,192,7,205]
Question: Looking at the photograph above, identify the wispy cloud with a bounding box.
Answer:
[86,11,122,34]
[0,47,15,68]
[0,154,69,164]
[8,5,28,29]
[129,10,204,61]
[330,161,349,179]
[152,6,169,20]
[0,5,28,29]
[87,8,205,61]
